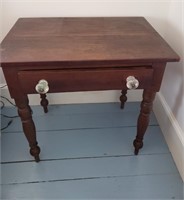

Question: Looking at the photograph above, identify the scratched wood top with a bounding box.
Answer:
[0,17,179,67]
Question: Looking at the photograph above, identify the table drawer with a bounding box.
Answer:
[18,67,153,94]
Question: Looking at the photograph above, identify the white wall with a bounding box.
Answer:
[153,0,184,182]
[161,0,184,132]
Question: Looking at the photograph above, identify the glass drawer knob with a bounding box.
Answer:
[126,76,139,90]
[35,79,49,94]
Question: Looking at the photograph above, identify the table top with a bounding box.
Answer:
[0,17,180,68]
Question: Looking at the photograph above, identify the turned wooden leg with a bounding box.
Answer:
[120,90,127,109]
[133,89,156,155]
[14,96,41,162]
[40,94,49,113]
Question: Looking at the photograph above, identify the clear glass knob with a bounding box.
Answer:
[35,79,49,94]
[126,76,139,90]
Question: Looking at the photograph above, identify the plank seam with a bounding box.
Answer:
[1,173,180,186]
[2,124,159,134]
[1,152,170,164]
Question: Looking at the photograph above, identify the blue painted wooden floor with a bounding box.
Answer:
[1,102,183,199]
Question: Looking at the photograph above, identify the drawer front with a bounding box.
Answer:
[18,67,153,94]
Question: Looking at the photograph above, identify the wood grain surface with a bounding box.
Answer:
[1,17,179,67]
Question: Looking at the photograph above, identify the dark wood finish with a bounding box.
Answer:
[0,17,180,161]
[120,90,127,109]
[1,17,179,67]
[17,67,153,93]
[14,96,40,162]
[133,89,156,155]
[40,94,49,113]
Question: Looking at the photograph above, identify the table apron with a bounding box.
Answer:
[17,67,154,94]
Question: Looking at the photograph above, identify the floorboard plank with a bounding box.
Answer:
[1,102,141,116]
[1,126,169,162]
[1,103,158,133]
[2,154,178,185]
[2,174,183,199]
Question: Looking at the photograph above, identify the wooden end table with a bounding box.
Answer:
[0,17,180,162]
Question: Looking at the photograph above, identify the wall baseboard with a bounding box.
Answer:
[153,93,184,182]
[0,86,142,106]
